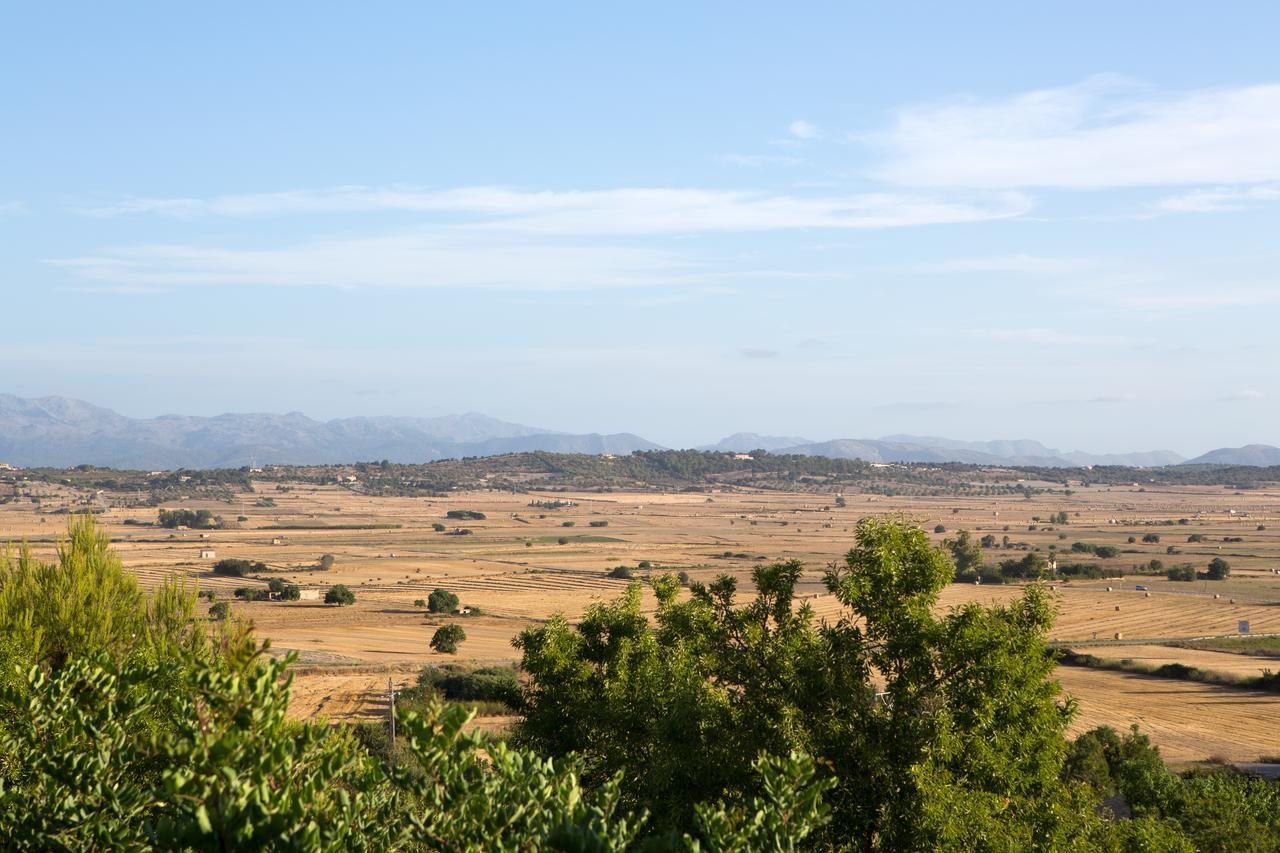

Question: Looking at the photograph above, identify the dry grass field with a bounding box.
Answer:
[4,475,1280,763]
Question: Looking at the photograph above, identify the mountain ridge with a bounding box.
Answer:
[0,394,1273,469]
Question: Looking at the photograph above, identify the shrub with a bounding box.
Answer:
[209,601,230,621]
[324,584,355,606]
[233,587,268,601]
[158,508,219,529]
[267,577,300,600]
[414,598,426,607]
[212,558,265,577]
[589,520,609,527]
[608,565,635,580]
[1206,557,1231,580]
[431,523,446,532]
[317,554,336,570]
[430,624,467,654]
[677,571,691,586]
[561,521,575,527]
[445,510,486,521]
[1142,533,1161,543]
[557,537,569,545]
[1166,566,1196,582]
[933,524,946,533]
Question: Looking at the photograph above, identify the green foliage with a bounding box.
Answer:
[445,510,486,520]
[0,516,147,677]
[588,520,609,527]
[209,601,231,621]
[1207,557,1231,580]
[430,624,467,654]
[324,584,355,606]
[516,517,1090,847]
[944,530,983,580]
[212,557,266,577]
[427,587,460,614]
[431,522,446,532]
[607,565,635,579]
[157,508,219,529]
[267,577,300,600]
[1167,565,1196,581]
[317,553,336,570]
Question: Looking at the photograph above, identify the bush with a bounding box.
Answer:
[933,524,946,533]
[317,554,336,570]
[414,598,426,607]
[1166,566,1195,582]
[427,588,460,614]
[209,601,230,620]
[212,558,265,577]
[158,508,219,529]
[561,521,575,527]
[608,565,635,580]
[412,663,519,707]
[431,523,446,532]
[557,537,569,545]
[233,587,268,601]
[677,571,691,586]
[589,520,609,527]
[445,510,486,521]
[267,577,300,600]
[430,624,467,654]
[1206,557,1231,580]
[324,584,355,606]
[1142,533,1161,543]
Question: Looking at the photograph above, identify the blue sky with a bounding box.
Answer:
[4,2,1279,454]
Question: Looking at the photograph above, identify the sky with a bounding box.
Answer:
[3,2,1280,455]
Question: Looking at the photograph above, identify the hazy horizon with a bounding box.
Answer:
[4,3,1279,457]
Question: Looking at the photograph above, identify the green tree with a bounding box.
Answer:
[324,585,355,606]
[944,529,983,580]
[430,624,467,654]
[516,517,1092,846]
[1206,557,1231,580]
[427,588,460,614]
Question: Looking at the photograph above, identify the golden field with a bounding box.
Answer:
[4,475,1280,764]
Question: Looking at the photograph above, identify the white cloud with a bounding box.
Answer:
[1094,285,1280,311]
[77,185,1032,233]
[1153,183,1280,213]
[974,328,1127,346]
[907,254,1088,275]
[869,75,1280,188]
[51,231,689,291]
[788,120,819,140]
[719,153,803,168]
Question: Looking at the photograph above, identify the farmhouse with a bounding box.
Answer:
[198,548,216,560]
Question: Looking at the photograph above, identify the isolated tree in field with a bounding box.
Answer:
[427,587,459,614]
[267,577,300,600]
[209,600,231,621]
[324,584,355,606]
[944,530,983,580]
[1206,557,1231,580]
[430,624,466,654]
[317,553,336,570]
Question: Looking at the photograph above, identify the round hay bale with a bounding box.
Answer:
[1114,632,1123,640]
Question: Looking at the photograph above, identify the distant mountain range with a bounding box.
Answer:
[0,394,1275,469]
[0,395,659,469]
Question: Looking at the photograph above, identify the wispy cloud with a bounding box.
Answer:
[1152,183,1280,214]
[973,328,1127,346]
[788,120,819,140]
[906,254,1088,275]
[51,231,690,291]
[718,153,804,168]
[1092,285,1280,311]
[868,75,1280,188]
[76,185,1032,233]
[1219,389,1265,401]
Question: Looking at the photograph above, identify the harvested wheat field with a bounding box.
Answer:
[6,475,1280,762]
